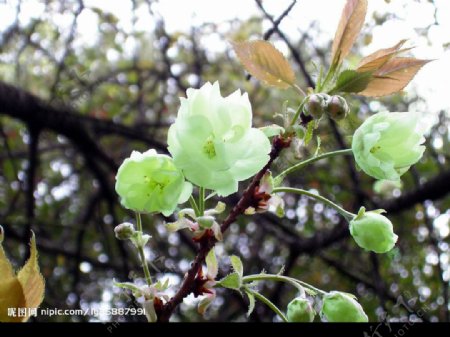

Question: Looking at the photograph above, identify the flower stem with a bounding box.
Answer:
[293,84,307,97]
[199,187,206,215]
[275,148,353,182]
[189,195,201,217]
[290,99,306,126]
[317,60,338,93]
[135,212,153,286]
[242,274,326,296]
[272,187,355,221]
[243,286,288,322]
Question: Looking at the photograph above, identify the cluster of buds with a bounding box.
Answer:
[303,93,349,121]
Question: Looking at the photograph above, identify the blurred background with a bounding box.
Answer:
[0,0,449,322]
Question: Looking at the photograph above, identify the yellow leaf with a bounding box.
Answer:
[232,40,295,89]
[0,277,26,322]
[0,242,15,279]
[359,57,430,97]
[0,239,26,322]
[331,0,368,66]
[17,233,45,321]
[357,40,411,72]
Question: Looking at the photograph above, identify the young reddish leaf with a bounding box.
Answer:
[232,40,295,89]
[357,40,411,72]
[331,0,368,66]
[359,57,430,97]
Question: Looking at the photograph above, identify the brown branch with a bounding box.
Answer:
[157,136,290,322]
[22,125,40,262]
[379,169,450,213]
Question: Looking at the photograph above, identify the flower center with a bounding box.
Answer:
[144,176,166,191]
[203,137,217,159]
[370,145,381,154]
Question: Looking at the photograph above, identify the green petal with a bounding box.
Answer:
[178,182,193,204]
[227,128,271,181]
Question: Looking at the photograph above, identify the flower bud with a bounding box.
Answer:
[114,222,135,240]
[349,208,398,253]
[197,215,215,229]
[287,297,315,322]
[321,291,368,322]
[325,95,349,121]
[303,94,329,119]
[0,225,4,244]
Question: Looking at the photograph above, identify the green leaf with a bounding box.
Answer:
[113,281,142,293]
[245,291,256,317]
[218,273,241,291]
[230,255,243,279]
[330,70,372,94]
[304,120,315,145]
[260,125,285,138]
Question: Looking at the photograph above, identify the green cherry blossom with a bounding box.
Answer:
[167,82,271,197]
[115,149,192,216]
[352,111,426,180]
[349,207,398,253]
[321,291,368,322]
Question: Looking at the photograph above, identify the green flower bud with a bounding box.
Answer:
[303,94,329,119]
[197,215,215,229]
[168,82,271,197]
[114,222,135,240]
[0,225,4,244]
[352,111,426,180]
[325,95,349,121]
[321,291,368,322]
[115,149,193,216]
[287,297,315,322]
[349,208,398,253]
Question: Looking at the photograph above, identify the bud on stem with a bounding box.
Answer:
[325,95,349,121]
